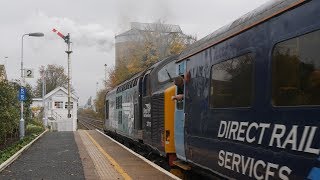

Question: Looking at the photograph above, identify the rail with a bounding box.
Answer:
[78,116,103,130]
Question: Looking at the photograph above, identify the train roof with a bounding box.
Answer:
[117,71,143,86]
[108,54,178,94]
[147,54,179,71]
[178,0,307,62]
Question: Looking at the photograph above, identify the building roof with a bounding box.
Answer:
[178,0,306,61]
[115,22,183,43]
[130,22,182,33]
[44,87,78,101]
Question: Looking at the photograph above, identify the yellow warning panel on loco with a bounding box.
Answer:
[164,85,176,153]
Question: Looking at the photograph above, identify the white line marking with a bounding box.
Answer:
[96,129,182,180]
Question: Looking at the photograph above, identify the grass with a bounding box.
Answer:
[0,120,45,165]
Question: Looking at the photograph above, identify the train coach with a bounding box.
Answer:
[173,0,320,179]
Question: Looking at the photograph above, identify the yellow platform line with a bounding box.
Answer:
[84,131,132,180]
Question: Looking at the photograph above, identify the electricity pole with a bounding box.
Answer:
[104,64,107,86]
[42,70,47,126]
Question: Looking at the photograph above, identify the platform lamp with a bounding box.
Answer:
[20,32,44,139]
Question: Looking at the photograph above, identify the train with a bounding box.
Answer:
[104,0,320,179]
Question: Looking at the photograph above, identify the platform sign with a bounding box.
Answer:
[24,68,34,78]
[19,87,27,101]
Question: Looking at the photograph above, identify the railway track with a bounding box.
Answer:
[78,116,103,130]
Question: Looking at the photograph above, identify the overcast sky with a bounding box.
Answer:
[0,0,270,105]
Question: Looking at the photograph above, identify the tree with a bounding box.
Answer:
[140,20,196,60]
[108,21,196,89]
[0,81,19,145]
[0,80,33,145]
[94,88,107,120]
[34,64,70,97]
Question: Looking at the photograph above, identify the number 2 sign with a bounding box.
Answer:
[24,68,34,78]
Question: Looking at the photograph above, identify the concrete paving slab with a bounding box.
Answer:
[0,132,85,180]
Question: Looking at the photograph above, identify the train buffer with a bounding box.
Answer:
[0,130,180,180]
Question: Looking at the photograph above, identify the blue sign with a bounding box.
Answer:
[19,87,27,101]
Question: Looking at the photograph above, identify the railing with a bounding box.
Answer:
[51,110,62,121]
[47,110,64,131]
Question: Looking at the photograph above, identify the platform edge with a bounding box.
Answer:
[96,129,182,180]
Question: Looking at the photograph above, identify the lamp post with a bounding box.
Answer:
[20,32,44,139]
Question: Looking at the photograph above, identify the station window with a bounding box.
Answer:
[272,30,320,106]
[210,53,254,108]
[54,101,63,109]
[65,102,73,109]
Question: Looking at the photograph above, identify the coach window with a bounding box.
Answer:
[116,97,118,109]
[116,96,122,109]
[272,30,320,106]
[118,111,122,124]
[105,100,109,119]
[210,53,254,108]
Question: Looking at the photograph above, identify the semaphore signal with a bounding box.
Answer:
[52,28,70,44]
[52,28,73,118]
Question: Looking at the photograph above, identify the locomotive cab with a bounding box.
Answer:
[141,55,179,157]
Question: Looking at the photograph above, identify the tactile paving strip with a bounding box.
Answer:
[78,130,123,180]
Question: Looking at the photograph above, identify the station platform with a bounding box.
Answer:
[0,130,179,180]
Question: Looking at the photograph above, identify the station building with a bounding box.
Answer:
[32,87,78,131]
[115,22,183,67]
